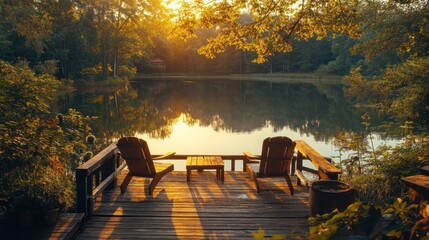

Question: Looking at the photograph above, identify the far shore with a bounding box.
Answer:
[132,73,345,85]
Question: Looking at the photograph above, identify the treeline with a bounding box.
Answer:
[0,0,169,80]
[0,1,403,80]
[146,32,400,76]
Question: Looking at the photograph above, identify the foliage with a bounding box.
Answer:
[0,0,170,79]
[317,35,364,75]
[173,0,361,63]
[0,0,426,78]
[252,227,305,240]
[334,116,429,203]
[366,134,429,202]
[1,0,53,54]
[117,65,137,80]
[352,0,428,60]
[35,60,59,76]
[7,165,74,212]
[80,64,113,81]
[0,60,94,214]
[309,199,429,239]
[309,202,379,239]
[345,57,429,129]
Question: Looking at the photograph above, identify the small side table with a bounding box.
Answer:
[186,156,224,182]
[401,166,429,202]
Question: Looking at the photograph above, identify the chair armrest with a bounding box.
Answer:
[244,151,259,159]
[153,152,176,160]
[243,151,261,164]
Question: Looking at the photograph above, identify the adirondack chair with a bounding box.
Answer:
[244,136,296,195]
[117,137,175,195]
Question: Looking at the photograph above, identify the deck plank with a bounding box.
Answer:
[76,171,310,239]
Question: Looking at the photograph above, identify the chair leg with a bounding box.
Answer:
[246,165,260,193]
[148,167,173,195]
[284,174,294,195]
[149,174,165,195]
[253,176,261,193]
[121,173,133,194]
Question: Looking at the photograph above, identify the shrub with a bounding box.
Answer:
[309,199,429,239]
[0,60,94,215]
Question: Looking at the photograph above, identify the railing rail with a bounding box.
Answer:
[75,140,340,218]
[294,140,342,186]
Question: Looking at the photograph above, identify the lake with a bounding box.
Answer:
[57,75,393,170]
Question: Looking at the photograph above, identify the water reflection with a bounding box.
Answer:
[57,77,377,160]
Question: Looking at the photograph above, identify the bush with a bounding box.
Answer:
[0,60,94,215]
[334,114,429,203]
[309,199,429,239]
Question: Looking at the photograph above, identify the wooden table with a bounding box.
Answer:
[401,165,429,202]
[186,156,224,182]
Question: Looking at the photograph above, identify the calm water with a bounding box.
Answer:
[57,76,392,170]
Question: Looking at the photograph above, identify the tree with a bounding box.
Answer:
[345,57,429,128]
[352,0,428,61]
[78,0,171,79]
[173,0,362,63]
[1,0,52,55]
[344,0,429,129]
[40,0,88,78]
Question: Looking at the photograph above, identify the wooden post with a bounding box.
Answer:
[243,157,248,172]
[102,154,117,190]
[296,152,303,186]
[86,173,93,217]
[76,168,89,215]
[111,152,122,188]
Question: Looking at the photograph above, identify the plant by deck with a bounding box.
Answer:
[309,199,429,239]
[0,60,95,219]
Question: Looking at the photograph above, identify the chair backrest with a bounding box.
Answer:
[259,136,296,176]
[117,137,156,177]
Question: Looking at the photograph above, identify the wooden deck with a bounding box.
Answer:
[75,170,310,239]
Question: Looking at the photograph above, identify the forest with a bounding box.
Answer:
[1,0,424,78]
[0,0,429,239]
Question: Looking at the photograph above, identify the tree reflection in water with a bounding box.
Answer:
[56,77,387,165]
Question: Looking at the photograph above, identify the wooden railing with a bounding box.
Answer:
[293,140,342,187]
[75,143,125,217]
[75,140,340,218]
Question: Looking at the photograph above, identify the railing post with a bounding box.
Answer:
[296,151,303,186]
[86,173,94,217]
[112,152,121,188]
[243,157,248,172]
[102,152,119,190]
[76,168,89,215]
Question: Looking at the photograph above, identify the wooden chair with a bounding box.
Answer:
[244,136,296,195]
[117,137,175,195]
